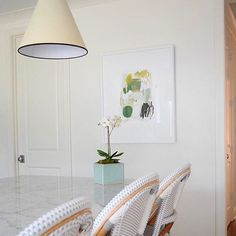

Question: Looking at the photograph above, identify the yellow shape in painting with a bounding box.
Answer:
[135,69,151,78]
[126,74,133,85]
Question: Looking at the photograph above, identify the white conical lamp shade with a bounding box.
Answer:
[18,0,88,59]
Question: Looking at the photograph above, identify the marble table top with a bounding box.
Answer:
[0,176,126,235]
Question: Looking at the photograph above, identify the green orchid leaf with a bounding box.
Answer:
[111,151,118,158]
[113,152,124,157]
[97,149,109,158]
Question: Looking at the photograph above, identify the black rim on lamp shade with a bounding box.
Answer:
[18,43,88,60]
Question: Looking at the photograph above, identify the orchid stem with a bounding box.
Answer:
[107,126,111,157]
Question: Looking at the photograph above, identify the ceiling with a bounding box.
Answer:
[0,0,110,15]
[0,0,37,14]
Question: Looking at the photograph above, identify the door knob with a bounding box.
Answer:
[17,155,25,163]
[226,154,230,160]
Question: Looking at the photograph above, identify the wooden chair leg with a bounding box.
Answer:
[159,223,174,236]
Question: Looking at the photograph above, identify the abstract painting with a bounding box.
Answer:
[121,69,154,120]
[102,45,176,143]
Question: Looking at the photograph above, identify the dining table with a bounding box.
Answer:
[0,175,128,235]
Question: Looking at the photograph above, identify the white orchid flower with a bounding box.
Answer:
[112,115,122,128]
[98,115,122,130]
[98,117,110,127]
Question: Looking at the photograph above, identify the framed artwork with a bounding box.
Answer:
[102,45,176,143]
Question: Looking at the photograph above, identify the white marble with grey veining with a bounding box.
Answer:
[0,176,126,236]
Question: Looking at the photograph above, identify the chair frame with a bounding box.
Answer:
[147,164,191,236]
[18,197,93,236]
[92,174,159,236]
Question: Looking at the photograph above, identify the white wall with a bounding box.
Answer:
[71,1,225,235]
[0,0,225,235]
[70,0,225,235]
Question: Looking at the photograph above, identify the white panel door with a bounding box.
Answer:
[14,35,72,176]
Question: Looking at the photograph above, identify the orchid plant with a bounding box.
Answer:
[97,115,124,164]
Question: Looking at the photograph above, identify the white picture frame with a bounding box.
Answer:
[102,45,176,143]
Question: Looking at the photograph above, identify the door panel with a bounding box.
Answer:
[26,64,59,151]
[14,35,72,176]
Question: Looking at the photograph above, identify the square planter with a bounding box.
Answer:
[94,162,124,185]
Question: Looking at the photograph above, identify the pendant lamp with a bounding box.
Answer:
[18,0,88,59]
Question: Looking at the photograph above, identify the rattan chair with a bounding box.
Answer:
[18,197,93,236]
[91,173,159,236]
[145,164,191,236]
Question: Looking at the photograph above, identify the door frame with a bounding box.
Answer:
[225,1,236,225]
[12,33,24,177]
[3,24,27,177]
[225,75,235,224]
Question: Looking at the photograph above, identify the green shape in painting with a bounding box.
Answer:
[123,106,133,118]
[131,79,141,92]
[127,84,132,92]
